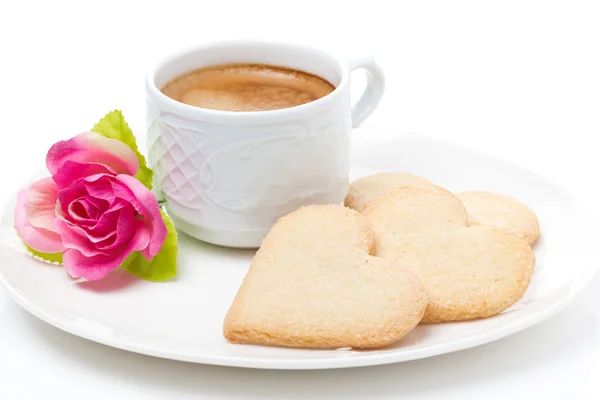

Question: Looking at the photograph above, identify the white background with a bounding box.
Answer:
[1,0,599,398]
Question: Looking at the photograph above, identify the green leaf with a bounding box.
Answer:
[24,244,63,264]
[122,210,178,282]
[120,252,138,270]
[91,110,153,190]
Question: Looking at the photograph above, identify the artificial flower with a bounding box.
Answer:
[14,111,177,282]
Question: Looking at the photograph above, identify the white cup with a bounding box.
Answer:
[146,40,385,248]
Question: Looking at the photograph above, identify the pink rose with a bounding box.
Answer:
[14,132,167,281]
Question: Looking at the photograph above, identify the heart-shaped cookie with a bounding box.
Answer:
[344,172,433,211]
[346,172,540,245]
[457,191,539,245]
[363,186,536,323]
[223,205,428,349]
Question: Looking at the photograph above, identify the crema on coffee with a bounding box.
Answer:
[161,63,335,112]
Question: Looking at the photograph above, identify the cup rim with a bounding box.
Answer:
[145,40,350,121]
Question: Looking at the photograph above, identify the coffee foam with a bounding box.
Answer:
[161,64,335,112]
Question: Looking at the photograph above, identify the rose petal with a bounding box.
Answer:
[53,161,115,190]
[53,217,109,257]
[57,179,87,219]
[72,200,92,219]
[100,205,141,250]
[56,200,120,241]
[95,234,117,249]
[104,198,129,214]
[83,176,117,203]
[88,211,119,236]
[63,219,151,280]
[46,131,138,177]
[89,205,136,249]
[57,174,122,223]
[68,199,96,225]
[114,205,137,248]
[114,175,167,258]
[25,177,60,231]
[84,195,109,216]
[14,183,64,253]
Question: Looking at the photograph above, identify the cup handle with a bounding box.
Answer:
[347,55,386,129]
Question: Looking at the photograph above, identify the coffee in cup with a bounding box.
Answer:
[160,63,335,112]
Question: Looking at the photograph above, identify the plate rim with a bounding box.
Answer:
[0,267,594,370]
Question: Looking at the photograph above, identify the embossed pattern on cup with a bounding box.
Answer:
[147,99,351,247]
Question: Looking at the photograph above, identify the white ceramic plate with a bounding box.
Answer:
[1,131,598,370]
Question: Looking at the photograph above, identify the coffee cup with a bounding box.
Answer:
[146,40,385,248]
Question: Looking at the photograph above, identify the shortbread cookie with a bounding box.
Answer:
[363,186,535,323]
[457,191,540,245]
[344,173,433,211]
[346,173,540,245]
[223,205,428,349]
